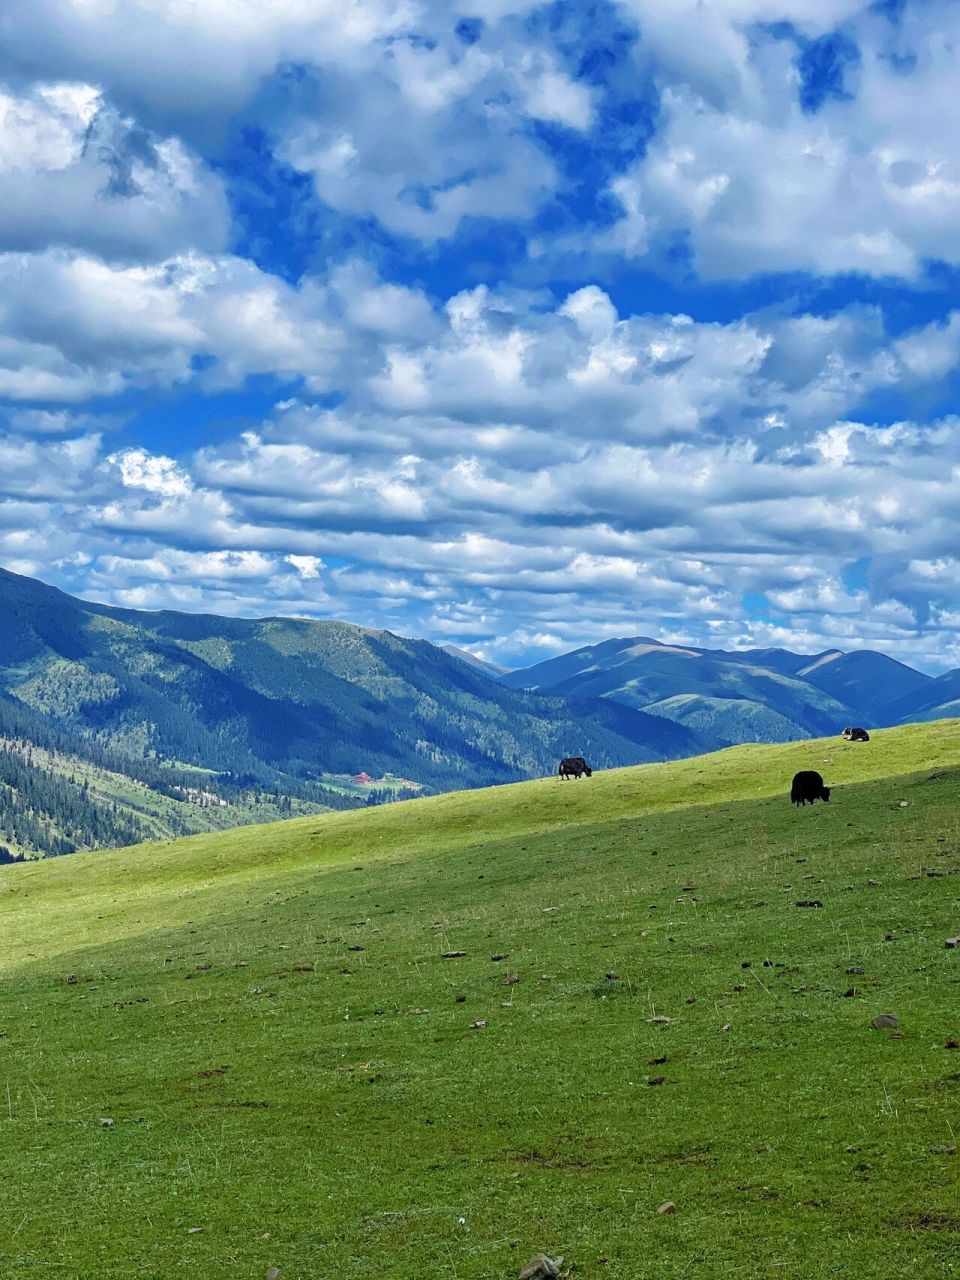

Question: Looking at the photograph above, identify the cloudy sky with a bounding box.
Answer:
[3,0,960,669]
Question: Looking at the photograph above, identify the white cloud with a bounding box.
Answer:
[106,448,193,498]
[287,554,324,579]
[1,0,588,245]
[600,4,960,278]
[275,64,558,242]
[0,249,348,401]
[618,0,866,107]
[0,0,414,132]
[98,548,275,582]
[5,407,122,436]
[0,82,228,260]
[363,285,917,440]
[0,431,102,500]
[518,55,595,131]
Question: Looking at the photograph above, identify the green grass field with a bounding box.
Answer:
[1,722,959,1278]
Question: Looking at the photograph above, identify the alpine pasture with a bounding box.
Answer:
[1,722,959,1278]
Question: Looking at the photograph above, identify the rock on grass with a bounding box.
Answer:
[519,1253,563,1278]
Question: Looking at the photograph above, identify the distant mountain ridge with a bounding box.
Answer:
[440,645,512,680]
[881,666,960,725]
[499,635,938,745]
[1,565,955,860]
[0,569,701,858]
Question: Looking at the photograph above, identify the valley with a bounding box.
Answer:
[3,567,960,861]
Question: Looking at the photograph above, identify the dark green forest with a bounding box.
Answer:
[0,744,146,858]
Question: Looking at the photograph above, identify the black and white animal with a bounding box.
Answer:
[791,770,831,806]
[558,756,592,780]
[842,726,870,742]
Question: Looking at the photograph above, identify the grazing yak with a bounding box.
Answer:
[559,756,592,780]
[842,726,870,742]
[791,770,831,806]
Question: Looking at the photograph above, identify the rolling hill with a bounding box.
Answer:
[1,720,958,1277]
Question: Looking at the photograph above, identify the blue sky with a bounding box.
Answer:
[1,0,960,669]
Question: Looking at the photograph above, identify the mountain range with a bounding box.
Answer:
[0,569,699,858]
[1,566,958,860]
[495,635,943,742]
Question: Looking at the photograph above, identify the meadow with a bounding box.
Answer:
[0,721,958,1278]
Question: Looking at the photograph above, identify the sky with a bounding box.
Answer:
[3,0,960,671]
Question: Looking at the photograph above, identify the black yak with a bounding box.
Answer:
[791,770,831,806]
[559,757,592,779]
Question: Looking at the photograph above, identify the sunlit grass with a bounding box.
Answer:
[1,721,959,1277]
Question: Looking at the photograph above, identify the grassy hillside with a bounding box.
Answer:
[639,692,814,744]
[1,722,959,1278]
[0,569,702,858]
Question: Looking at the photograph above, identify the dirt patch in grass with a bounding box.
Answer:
[895,1212,960,1232]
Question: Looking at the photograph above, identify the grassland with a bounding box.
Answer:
[0,721,958,1278]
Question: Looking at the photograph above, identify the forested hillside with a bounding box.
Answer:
[0,570,701,857]
[0,691,358,860]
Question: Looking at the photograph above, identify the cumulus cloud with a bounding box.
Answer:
[3,264,960,664]
[10,254,913,431]
[4,0,960,673]
[0,250,353,401]
[0,431,102,501]
[4,0,960,279]
[617,0,866,108]
[13,385,960,669]
[0,0,586,245]
[364,284,947,442]
[106,448,194,499]
[0,82,229,260]
[600,2,960,278]
[271,37,570,241]
[0,0,414,133]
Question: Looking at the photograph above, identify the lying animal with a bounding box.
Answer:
[842,726,870,742]
[558,756,592,779]
[791,770,831,806]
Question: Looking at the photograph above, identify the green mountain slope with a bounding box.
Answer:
[1,720,958,1278]
[503,636,859,740]
[796,649,933,722]
[640,692,814,744]
[441,644,512,680]
[0,569,703,855]
[885,666,960,725]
